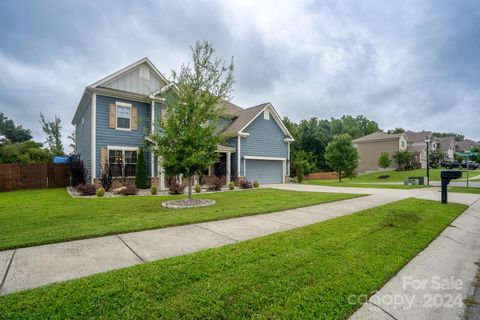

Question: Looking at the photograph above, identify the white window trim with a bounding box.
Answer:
[115,101,132,131]
[107,146,139,178]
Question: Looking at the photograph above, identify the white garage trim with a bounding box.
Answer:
[244,156,286,161]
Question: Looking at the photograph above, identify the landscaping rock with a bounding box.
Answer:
[112,186,127,194]
[162,198,215,209]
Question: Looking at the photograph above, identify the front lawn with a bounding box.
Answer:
[304,180,426,189]
[449,186,480,194]
[0,198,467,319]
[0,188,360,251]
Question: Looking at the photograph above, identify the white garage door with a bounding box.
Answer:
[245,159,283,184]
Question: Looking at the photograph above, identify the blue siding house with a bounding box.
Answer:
[72,58,293,188]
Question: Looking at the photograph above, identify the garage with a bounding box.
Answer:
[245,158,284,184]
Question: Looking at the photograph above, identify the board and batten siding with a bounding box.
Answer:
[95,95,152,178]
[75,99,92,182]
[239,112,288,176]
[102,64,163,96]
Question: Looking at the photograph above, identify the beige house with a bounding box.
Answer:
[404,131,432,168]
[436,137,455,161]
[353,132,408,174]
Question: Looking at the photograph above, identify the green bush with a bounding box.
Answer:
[151,185,158,195]
[228,181,235,190]
[253,180,259,188]
[194,184,202,193]
[135,148,150,189]
[96,187,105,197]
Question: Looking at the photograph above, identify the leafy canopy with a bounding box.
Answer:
[40,113,64,156]
[0,140,52,163]
[0,112,32,142]
[378,152,392,169]
[150,40,234,198]
[324,134,359,182]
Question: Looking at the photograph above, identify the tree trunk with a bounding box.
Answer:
[338,171,342,182]
[188,176,192,199]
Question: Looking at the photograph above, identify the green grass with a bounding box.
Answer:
[0,188,360,251]
[339,168,478,183]
[304,180,426,189]
[449,186,480,194]
[0,198,467,319]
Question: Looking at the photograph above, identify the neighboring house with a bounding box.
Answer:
[455,139,479,153]
[404,130,432,169]
[436,137,455,161]
[72,57,293,188]
[352,132,408,173]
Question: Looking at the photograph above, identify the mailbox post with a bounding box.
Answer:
[440,170,462,204]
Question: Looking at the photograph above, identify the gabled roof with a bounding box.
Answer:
[90,57,168,88]
[405,130,431,143]
[353,132,403,143]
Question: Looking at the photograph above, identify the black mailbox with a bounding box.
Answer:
[440,170,462,204]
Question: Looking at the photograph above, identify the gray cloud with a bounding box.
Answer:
[1,0,479,152]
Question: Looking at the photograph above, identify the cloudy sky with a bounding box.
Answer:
[1,0,479,151]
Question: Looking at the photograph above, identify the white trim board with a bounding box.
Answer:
[107,146,139,151]
[91,93,97,183]
[244,156,287,161]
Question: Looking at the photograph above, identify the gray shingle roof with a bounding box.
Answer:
[220,103,270,136]
[352,132,403,143]
[405,131,431,143]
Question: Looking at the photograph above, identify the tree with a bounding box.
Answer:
[0,112,32,142]
[0,140,52,163]
[292,150,317,183]
[40,113,64,156]
[387,128,405,134]
[377,152,392,169]
[135,148,149,189]
[67,129,76,152]
[149,40,234,199]
[393,151,414,170]
[432,132,464,142]
[324,134,359,182]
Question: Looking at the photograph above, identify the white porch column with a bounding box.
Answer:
[226,152,231,182]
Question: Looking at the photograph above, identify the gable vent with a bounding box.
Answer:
[139,65,150,80]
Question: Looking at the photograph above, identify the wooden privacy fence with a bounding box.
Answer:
[0,163,70,192]
[304,172,338,180]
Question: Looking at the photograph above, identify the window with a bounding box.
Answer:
[108,149,137,177]
[116,103,131,129]
[264,109,270,120]
[401,141,406,149]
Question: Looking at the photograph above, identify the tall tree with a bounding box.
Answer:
[387,128,405,134]
[432,132,464,142]
[0,112,32,142]
[40,113,64,156]
[325,134,359,182]
[150,40,234,199]
[67,129,76,152]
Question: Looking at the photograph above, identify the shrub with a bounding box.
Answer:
[253,180,259,188]
[135,148,150,189]
[378,175,391,180]
[378,152,392,170]
[169,180,186,195]
[70,154,87,187]
[151,185,158,195]
[194,184,202,193]
[207,177,223,191]
[77,183,96,196]
[120,183,137,196]
[100,158,113,191]
[228,181,235,190]
[96,187,105,197]
[239,179,253,189]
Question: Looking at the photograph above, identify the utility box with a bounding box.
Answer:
[408,176,425,185]
[404,179,419,185]
[440,170,462,204]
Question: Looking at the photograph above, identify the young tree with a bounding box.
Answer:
[135,148,149,189]
[0,112,32,142]
[325,134,359,182]
[40,113,64,156]
[378,152,392,170]
[68,129,76,152]
[393,151,414,170]
[292,150,317,183]
[149,40,234,200]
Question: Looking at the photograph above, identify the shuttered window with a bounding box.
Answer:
[108,149,137,177]
[117,105,131,129]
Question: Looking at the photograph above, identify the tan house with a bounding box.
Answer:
[353,132,408,173]
[404,131,432,168]
[436,137,455,161]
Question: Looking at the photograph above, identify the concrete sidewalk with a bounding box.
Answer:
[350,193,480,320]
[0,191,414,296]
